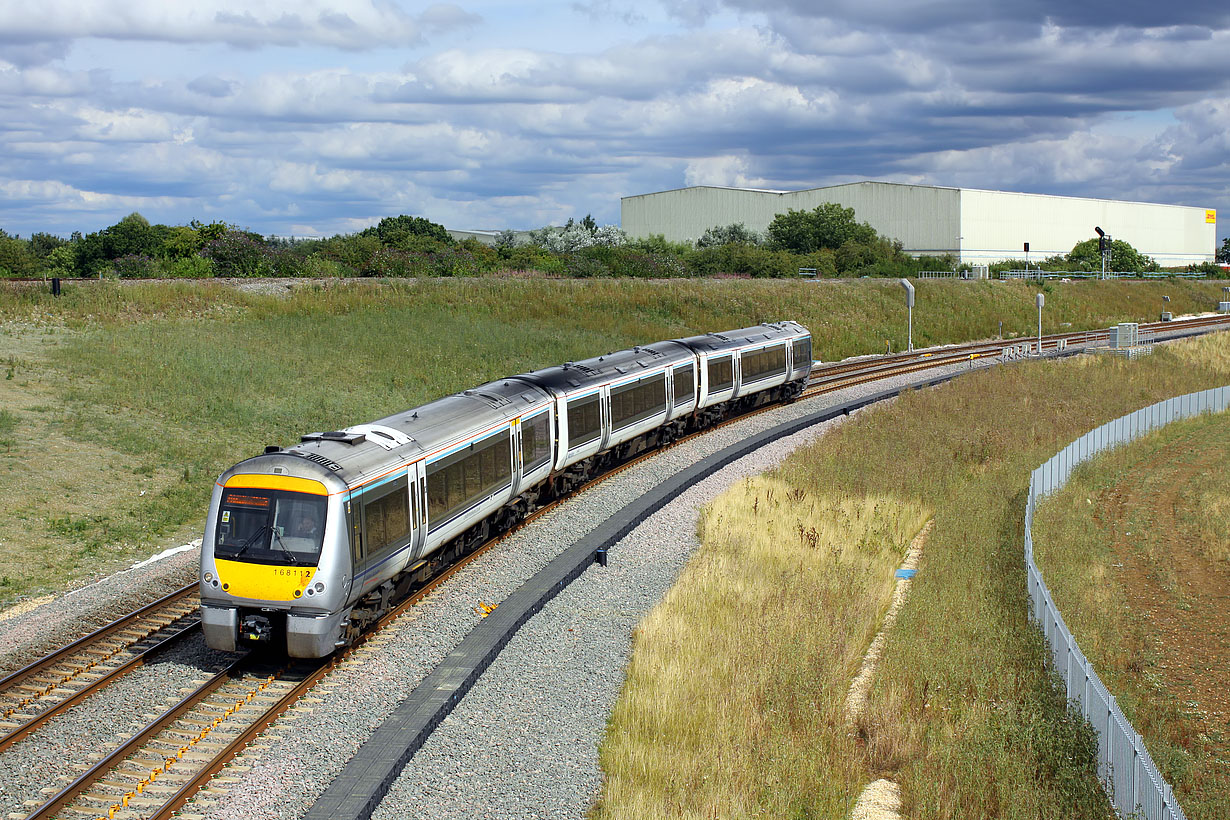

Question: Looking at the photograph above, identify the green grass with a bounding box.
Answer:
[595,332,1230,818]
[0,408,14,451]
[0,276,1228,606]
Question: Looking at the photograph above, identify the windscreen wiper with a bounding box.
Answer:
[271,528,298,564]
[231,524,270,558]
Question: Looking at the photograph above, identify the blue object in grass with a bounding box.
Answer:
[895,568,917,579]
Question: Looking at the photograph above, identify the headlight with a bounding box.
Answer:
[203,572,213,583]
[314,582,325,593]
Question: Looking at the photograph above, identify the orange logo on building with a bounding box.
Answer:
[1207,209,1217,223]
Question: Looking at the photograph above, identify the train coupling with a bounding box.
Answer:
[240,613,274,643]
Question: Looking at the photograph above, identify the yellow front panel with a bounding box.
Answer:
[224,474,328,495]
[215,559,316,601]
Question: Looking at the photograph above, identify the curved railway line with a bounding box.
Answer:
[4,313,1228,820]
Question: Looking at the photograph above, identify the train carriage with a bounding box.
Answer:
[677,321,811,421]
[201,381,555,657]
[510,340,697,485]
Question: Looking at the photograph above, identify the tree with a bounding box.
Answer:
[1218,237,1230,264]
[363,215,452,248]
[44,246,76,276]
[1066,237,1158,272]
[103,212,158,258]
[163,225,204,259]
[495,229,519,250]
[766,203,876,253]
[28,232,67,259]
[697,223,762,248]
[0,235,36,278]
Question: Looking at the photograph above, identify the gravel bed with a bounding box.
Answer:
[189,358,984,820]
[373,414,849,820]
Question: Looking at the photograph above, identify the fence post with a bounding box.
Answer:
[1132,731,1142,815]
[1108,694,1117,777]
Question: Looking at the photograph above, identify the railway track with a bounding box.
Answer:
[0,586,201,755]
[7,311,1229,820]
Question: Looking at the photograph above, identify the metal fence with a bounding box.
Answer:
[1025,386,1230,819]
[998,270,1209,280]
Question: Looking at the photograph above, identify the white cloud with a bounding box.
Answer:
[0,1,478,51]
[684,155,764,188]
[0,2,1228,242]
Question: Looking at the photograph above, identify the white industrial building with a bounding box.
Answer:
[620,182,1217,267]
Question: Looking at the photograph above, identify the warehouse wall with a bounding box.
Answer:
[621,182,1215,267]
[620,182,961,253]
[959,189,1216,267]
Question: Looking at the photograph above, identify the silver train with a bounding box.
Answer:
[200,322,812,657]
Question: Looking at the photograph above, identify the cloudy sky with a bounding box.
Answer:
[1,0,1228,244]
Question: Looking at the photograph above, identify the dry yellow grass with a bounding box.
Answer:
[598,332,1230,819]
[595,478,930,818]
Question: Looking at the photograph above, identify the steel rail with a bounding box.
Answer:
[23,660,242,820]
[0,584,197,691]
[0,619,201,754]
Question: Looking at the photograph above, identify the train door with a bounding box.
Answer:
[407,461,426,560]
[348,494,367,590]
[511,420,524,493]
[599,384,612,449]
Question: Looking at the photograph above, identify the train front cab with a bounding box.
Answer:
[201,471,352,658]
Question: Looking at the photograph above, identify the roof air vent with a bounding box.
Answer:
[301,430,367,445]
[346,424,414,450]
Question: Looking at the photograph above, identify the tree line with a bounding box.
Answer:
[1,206,1223,281]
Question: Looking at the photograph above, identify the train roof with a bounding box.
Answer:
[226,379,553,492]
[512,339,693,396]
[674,321,808,354]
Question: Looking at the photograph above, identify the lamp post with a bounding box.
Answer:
[900,278,915,353]
[1036,292,1045,356]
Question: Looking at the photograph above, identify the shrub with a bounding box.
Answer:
[628,234,692,256]
[300,255,346,278]
[685,243,798,278]
[562,253,614,278]
[111,254,162,278]
[573,246,690,278]
[164,256,213,278]
[697,222,763,248]
[200,230,274,277]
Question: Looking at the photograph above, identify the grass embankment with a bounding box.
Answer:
[594,333,1230,819]
[1033,414,1230,818]
[0,276,1226,606]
